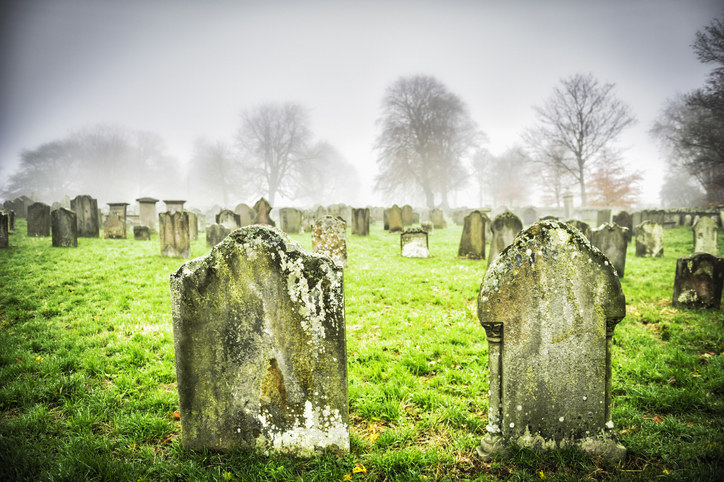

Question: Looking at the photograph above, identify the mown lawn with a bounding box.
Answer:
[0,218,722,481]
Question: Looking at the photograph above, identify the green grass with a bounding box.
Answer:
[1,219,722,481]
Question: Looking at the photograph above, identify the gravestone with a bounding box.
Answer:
[672,253,724,309]
[253,198,275,226]
[235,203,255,227]
[216,209,240,230]
[401,228,429,258]
[160,211,190,258]
[27,202,51,237]
[206,223,231,248]
[388,205,402,233]
[315,205,327,221]
[170,225,348,455]
[164,200,186,212]
[0,211,8,248]
[613,211,633,241]
[312,216,347,267]
[186,211,198,241]
[383,209,390,231]
[522,207,537,226]
[634,221,664,258]
[134,226,151,241]
[565,219,592,240]
[51,208,77,247]
[71,195,99,237]
[351,208,370,236]
[5,209,15,232]
[105,203,129,239]
[478,221,626,461]
[458,210,486,260]
[401,205,414,227]
[683,214,693,227]
[596,209,611,228]
[280,208,302,234]
[136,197,159,231]
[488,211,523,267]
[420,221,434,234]
[692,217,719,255]
[430,208,447,229]
[563,191,574,219]
[60,195,71,209]
[590,223,628,278]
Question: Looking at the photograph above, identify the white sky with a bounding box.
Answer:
[1,0,722,206]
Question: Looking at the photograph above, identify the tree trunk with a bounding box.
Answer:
[577,158,588,206]
[423,185,435,209]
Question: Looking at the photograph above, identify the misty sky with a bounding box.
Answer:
[1,0,722,206]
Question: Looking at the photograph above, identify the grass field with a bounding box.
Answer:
[0,218,722,481]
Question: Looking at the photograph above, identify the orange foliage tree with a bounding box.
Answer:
[587,158,642,208]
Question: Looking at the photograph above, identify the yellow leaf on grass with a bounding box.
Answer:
[353,464,367,474]
[343,474,352,481]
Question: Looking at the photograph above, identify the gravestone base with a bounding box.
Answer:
[477,430,626,462]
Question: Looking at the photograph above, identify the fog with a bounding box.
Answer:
[1,0,721,211]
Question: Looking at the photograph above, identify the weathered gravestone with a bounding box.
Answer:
[234,203,256,227]
[692,217,719,255]
[634,221,664,258]
[104,203,129,239]
[164,200,186,212]
[160,211,190,258]
[351,208,370,236]
[458,210,486,260]
[613,211,633,241]
[401,228,429,258]
[0,211,8,248]
[216,209,240,231]
[596,209,611,228]
[312,216,347,267]
[253,198,275,226]
[280,208,302,234]
[51,208,77,247]
[206,223,231,248]
[430,208,447,229]
[477,221,627,460]
[170,226,349,454]
[383,208,390,231]
[488,211,523,268]
[388,205,403,233]
[136,197,159,231]
[563,191,574,219]
[590,223,628,278]
[401,205,414,227]
[421,221,434,234]
[565,219,592,241]
[134,226,151,241]
[186,211,198,241]
[27,202,51,237]
[672,253,724,309]
[5,209,15,232]
[70,195,99,237]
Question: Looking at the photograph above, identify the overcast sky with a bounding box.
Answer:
[1,0,722,206]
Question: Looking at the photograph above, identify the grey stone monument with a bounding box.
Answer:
[388,205,403,233]
[590,223,629,278]
[458,210,486,260]
[312,216,347,267]
[279,208,302,234]
[105,202,129,239]
[164,200,186,212]
[565,219,592,241]
[401,228,429,258]
[253,198,275,226]
[134,226,151,241]
[0,211,9,248]
[206,223,231,248]
[51,208,78,247]
[160,211,190,258]
[234,203,255,227]
[613,211,633,241]
[71,195,99,237]
[672,253,724,309]
[186,211,198,241]
[634,221,664,258]
[488,211,523,268]
[596,209,612,228]
[216,209,240,230]
[563,191,574,219]
[478,221,626,461]
[170,225,348,455]
[351,208,370,236]
[430,208,447,229]
[692,217,719,255]
[401,205,414,227]
[136,197,159,231]
[27,202,51,237]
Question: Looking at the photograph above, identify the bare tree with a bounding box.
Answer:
[295,141,360,205]
[487,146,533,208]
[524,135,574,207]
[527,73,636,206]
[236,102,313,205]
[187,138,241,207]
[469,148,491,207]
[374,75,482,209]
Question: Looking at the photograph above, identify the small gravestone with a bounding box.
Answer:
[235,203,255,227]
[136,197,159,231]
[351,208,370,236]
[401,205,414,227]
[187,211,198,241]
[672,253,724,309]
[421,221,434,234]
[692,217,719,255]
[0,211,9,248]
[590,223,628,278]
[478,221,626,461]
[683,214,693,227]
[458,210,486,260]
[401,228,429,258]
[565,219,592,240]
[159,211,190,258]
[488,211,523,267]
[170,225,348,455]
[134,226,151,241]
[280,208,302,234]
[27,202,51,237]
[216,209,241,230]
[105,203,129,239]
[613,211,633,241]
[51,208,77,247]
[388,205,402,233]
[71,195,99,237]
[634,221,663,257]
[312,216,347,267]
[206,223,231,248]
[596,209,611,228]
[253,198,275,226]
[430,208,447,229]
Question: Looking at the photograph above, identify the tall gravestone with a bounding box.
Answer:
[430,208,447,229]
[312,216,347,267]
[71,195,99,237]
[458,210,486,260]
[186,211,198,241]
[613,211,633,242]
[383,209,390,231]
[27,202,51,237]
[51,208,78,247]
[692,217,719,255]
[160,211,190,258]
[351,208,370,236]
[170,226,348,455]
[590,223,628,278]
[400,228,429,258]
[488,211,523,268]
[136,197,159,231]
[0,211,8,248]
[478,221,626,460]
[280,208,302,234]
[5,209,15,232]
[216,209,241,230]
[672,253,724,309]
[401,205,414,227]
[105,203,129,239]
[596,209,612,228]
[206,223,231,248]
[234,203,255,227]
[563,191,574,219]
[388,205,403,233]
[634,221,664,257]
[253,198,275,226]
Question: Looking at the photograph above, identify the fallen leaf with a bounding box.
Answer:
[171,411,181,420]
[653,416,663,423]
